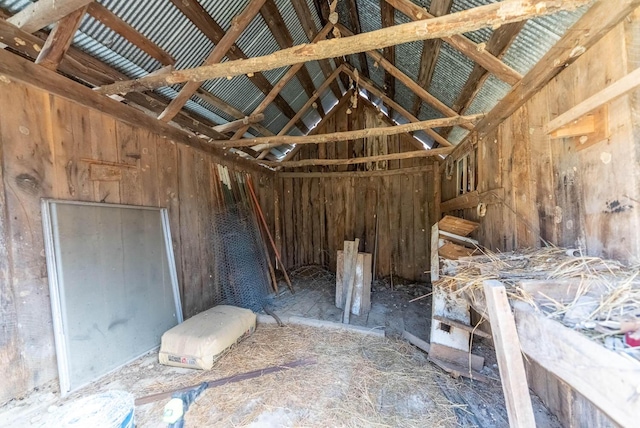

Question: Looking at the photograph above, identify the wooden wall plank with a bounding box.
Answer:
[0,82,57,402]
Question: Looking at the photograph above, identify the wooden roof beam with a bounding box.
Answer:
[343,66,453,148]
[440,21,525,138]
[379,0,397,115]
[98,0,580,95]
[338,24,473,131]
[194,89,275,137]
[86,2,175,66]
[35,6,87,71]
[168,0,309,134]
[290,0,342,99]
[7,0,92,33]
[261,148,453,168]
[346,0,371,84]
[260,0,325,118]
[158,0,266,124]
[212,113,265,134]
[410,0,453,117]
[384,0,522,86]
[280,89,354,162]
[219,114,482,150]
[229,23,334,141]
[254,64,344,159]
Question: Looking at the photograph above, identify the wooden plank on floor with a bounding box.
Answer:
[483,280,536,428]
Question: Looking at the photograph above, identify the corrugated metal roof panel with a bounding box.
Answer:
[0,0,589,150]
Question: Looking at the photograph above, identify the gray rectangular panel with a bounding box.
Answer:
[42,200,182,394]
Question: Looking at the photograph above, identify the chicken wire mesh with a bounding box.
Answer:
[210,201,273,313]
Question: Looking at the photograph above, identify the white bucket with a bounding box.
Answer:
[57,390,134,428]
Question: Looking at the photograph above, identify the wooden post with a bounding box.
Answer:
[430,223,439,282]
[342,239,359,324]
[483,280,536,428]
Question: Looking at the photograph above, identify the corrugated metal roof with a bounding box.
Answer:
[1,0,588,154]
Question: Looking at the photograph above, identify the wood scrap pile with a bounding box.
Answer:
[436,247,640,359]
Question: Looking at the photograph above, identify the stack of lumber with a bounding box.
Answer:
[335,240,372,323]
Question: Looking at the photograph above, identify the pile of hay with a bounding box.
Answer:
[436,247,640,355]
[134,324,457,427]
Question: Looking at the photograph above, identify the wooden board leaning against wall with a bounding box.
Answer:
[276,100,436,282]
[439,18,640,262]
[0,78,275,403]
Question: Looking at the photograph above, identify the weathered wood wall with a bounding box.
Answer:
[441,17,640,263]
[0,80,274,403]
[441,13,640,428]
[278,101,435,281]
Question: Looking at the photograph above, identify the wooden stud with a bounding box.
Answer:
[342,239,360,324]
[483,280,536,428]
[430,223,439,282]
[379,0,396,109]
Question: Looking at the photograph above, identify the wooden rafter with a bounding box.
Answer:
[260,0,325,117]
[290,0,342,99]
[280,89,354,162]
[379,0,396,115]
[277,65,344,138]
[7,0,93,33]
[342,66,453,148]
[97,0,581,95]
[468,0,640,142]
[194,89,275,137]
[168,0,309,134]
[0,14,230,143]
[255,64,344,159]
[212,113,265,134]
[86,2,175,66]
[158,0,266,123]
[440,21,525,138]
[35,6,87,71]
[345,0,370,83]
[384,0,522,86]
[410,0,453,117]
[261,148,453,168]
[338,24,473,132]
[218,114,481,150]
[356,94,429,151]
[229,24,334,141]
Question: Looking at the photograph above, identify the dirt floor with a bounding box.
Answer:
[1,268,561,427]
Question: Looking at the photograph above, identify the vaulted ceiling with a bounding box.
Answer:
[0,0,591,163]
